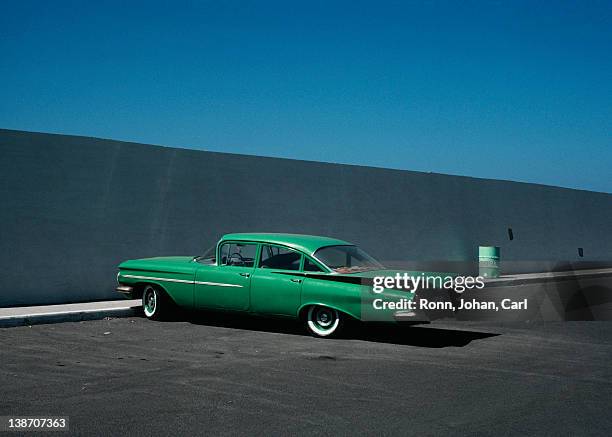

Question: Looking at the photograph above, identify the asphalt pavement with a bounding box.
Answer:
[1,313,611,436]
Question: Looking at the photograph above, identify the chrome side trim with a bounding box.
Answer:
[122,274,194,284]
[194,281,243,288]
[121,274,243,288]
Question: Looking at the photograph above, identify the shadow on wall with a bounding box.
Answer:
[548,264,612,321]
[413,272,612,322]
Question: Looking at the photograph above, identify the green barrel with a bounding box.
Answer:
[479,246,500,278]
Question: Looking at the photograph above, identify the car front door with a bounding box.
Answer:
[250,244,303,316]
[194,241,257,311]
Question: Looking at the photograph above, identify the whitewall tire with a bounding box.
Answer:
[306,306,342,338]
[142,285,163,320]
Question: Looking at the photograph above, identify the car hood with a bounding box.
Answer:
[118,256,196,275]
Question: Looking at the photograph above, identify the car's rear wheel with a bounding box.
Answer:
[305,305,342,338]
[142,285,166,320]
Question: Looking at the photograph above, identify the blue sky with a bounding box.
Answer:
[1,0,610,193]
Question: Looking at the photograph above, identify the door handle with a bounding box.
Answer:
[239,272,250,278]
[291,278,302,283]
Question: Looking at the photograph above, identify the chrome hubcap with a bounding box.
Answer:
[145,290,156,313]
[315,309,333,328]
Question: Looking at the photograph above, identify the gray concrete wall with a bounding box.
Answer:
[1,128,611,306]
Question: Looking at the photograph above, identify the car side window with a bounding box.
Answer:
[219,242,257,267]
[259,245,302,271]
[303,257,324,272]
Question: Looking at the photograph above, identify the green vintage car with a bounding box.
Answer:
[116,233,420,337]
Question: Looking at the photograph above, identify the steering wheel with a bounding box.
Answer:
[229,252,245,265]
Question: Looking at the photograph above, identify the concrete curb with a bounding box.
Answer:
[0,301,143,328]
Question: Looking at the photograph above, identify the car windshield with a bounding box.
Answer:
[313,245,383,273]
[195,244,216,264]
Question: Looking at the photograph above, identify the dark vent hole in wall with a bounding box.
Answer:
[507,228,514,241]
[578,247,584,257]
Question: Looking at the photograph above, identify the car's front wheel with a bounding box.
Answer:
[305,305,342,338]
[142,285,166,320]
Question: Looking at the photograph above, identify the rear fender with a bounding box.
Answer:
[299,278,363,320]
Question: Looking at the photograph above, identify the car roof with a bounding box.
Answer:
[220,233,353,255]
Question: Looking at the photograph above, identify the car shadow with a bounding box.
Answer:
[346,323,500,348]
[168,310,500,348]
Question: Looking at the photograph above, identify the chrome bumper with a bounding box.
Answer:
[116,285,134,295]
[393,309,429,323]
